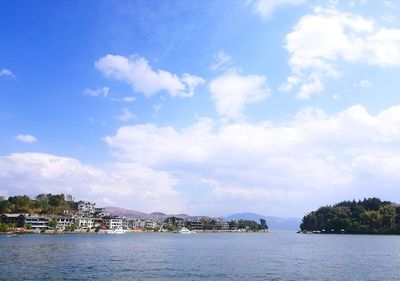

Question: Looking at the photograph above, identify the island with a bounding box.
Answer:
[300,198,400,234]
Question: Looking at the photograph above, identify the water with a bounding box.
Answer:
[1,232,400,281]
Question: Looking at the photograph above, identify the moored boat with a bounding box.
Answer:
[106,228,127,234]
[179,227,193,234]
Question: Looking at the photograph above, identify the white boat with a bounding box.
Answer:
[29,228,41,234]
[179,227,193,234]
[106,228,127,234]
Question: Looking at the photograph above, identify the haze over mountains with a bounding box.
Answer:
[226,213,301,230]
[104,207,300,230]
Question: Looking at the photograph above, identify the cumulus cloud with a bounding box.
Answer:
[95,54,204,98]
[16,134,37,144]
[282,7,400,99]
[209,73,271,120]
[0,153,180,212]
[0,68,15,78]
[83,87,110,97]
[104,104,400,216]
[250,0,306,19]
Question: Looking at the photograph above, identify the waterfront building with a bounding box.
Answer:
[145,220,158,229]
[214,219,230,230]
[188,220,204,230]
[94,207,106,218]
[75,200,96,217]
[102,216,124,229]
[24,215,50,229]
[126,219,134,229]
[134,219,146,229]
[53,216,75,230]
[75,217,95,229]
[164,216,185,228]
[0,213,25,227]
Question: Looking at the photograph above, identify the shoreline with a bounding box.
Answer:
[0,229,271,235]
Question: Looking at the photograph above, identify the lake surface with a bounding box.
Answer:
[1,232,400,281]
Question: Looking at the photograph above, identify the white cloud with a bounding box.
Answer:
[354,79,371,88]
[282,7,400,99]
[121,96,136,102]
[0,153,181,212]
[104,104,400,216]
[115,108,137,122]
[83,87,109,97]
[112,96,136,103]
[250,0,306,19]
[297,75,324,100]
[210,50,232,71]
[278,75,301,92]
[209,73,271,120]
[4,104,400,216]
[0,68,15,78]
[95,54,204,98]
[16,134,37,144]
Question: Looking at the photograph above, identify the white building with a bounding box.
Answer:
[76,201,96,217]
[54,216,75,230]
[76,217,95,229]
[102,216,124,229]
[145,220,158,229]
[24,215,50,229]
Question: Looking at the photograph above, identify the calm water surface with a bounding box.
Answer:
[1,232,399,281]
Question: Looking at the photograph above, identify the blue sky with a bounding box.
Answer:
[1,0,400,217]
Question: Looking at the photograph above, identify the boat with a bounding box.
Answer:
[179,227,193,234]
[106,228,127,234]
[29,228,41,234]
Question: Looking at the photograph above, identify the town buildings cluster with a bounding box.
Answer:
[0,196,263,232]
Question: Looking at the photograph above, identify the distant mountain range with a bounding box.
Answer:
[225,212,301,230]
[103,207,300,230]
[103,206,206,221]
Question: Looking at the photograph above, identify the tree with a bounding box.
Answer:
[66,224,76,232]
[8,195,32,212]
[379,204,396,231]
[0,222,10,232]
[0,198,10,213]
[301,198,400,234]
[49,219,57,229]
[48,194,65,207]
[201,219,213,230]
[260,219,268,230]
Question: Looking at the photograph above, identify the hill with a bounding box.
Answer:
[103,206,148,219]
[300,198,400,234]
[103,207,205,221]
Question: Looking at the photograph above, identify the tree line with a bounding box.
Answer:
[0,194,74,215]
[300,198,400,234]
